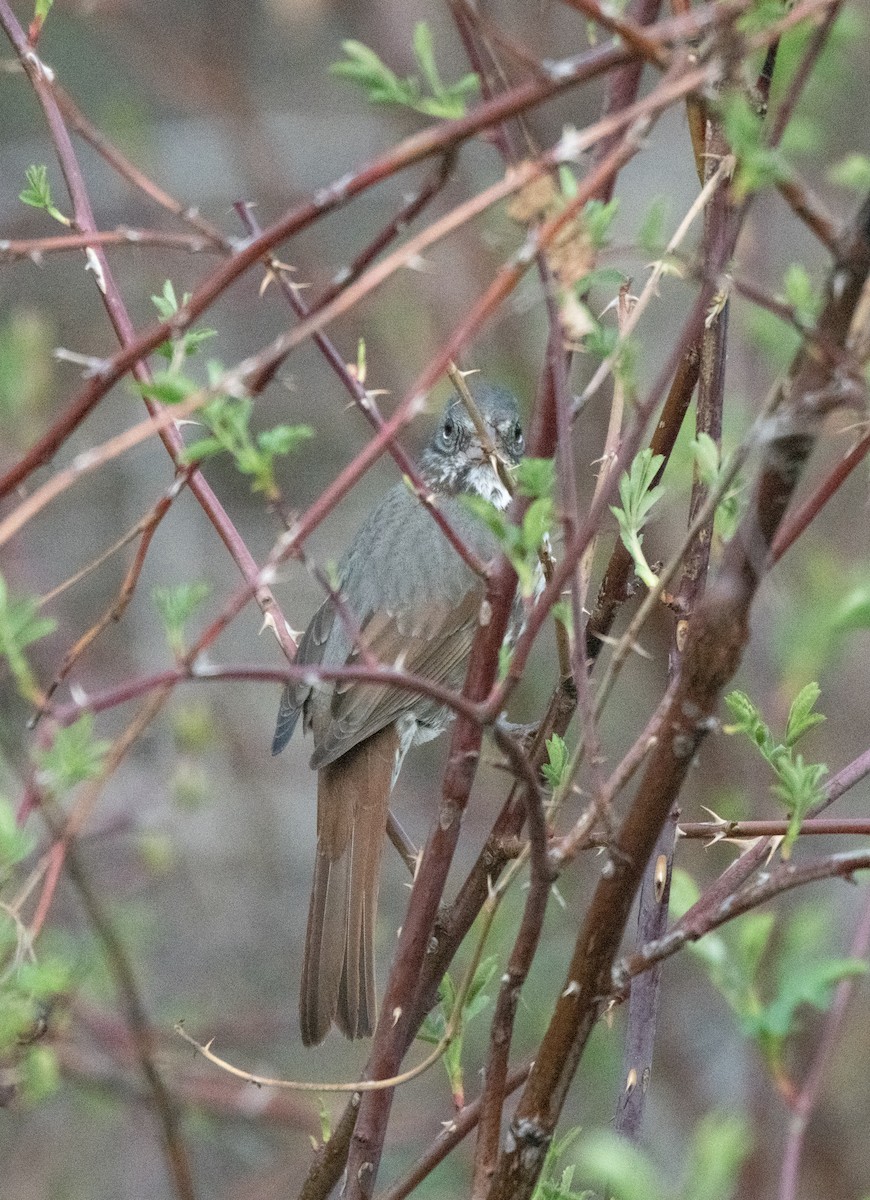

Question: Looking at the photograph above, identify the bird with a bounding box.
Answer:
[272,380,525,1046]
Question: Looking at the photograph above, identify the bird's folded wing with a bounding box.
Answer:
[309,585,483,769]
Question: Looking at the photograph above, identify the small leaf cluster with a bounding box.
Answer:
[151,281,217,364]
[19,164,69,226]
[331,23,478,119]
[690,432,743,544]
[724,683,827,856]
[144,282,314,499]
[417,957,495,1108]
[610,449,665,590]
[152,582,210,658]
[542,734,569,791]
[462,457,555,596]
[0,797,68,1106]
[779,263,822,328]
[33,715,111,795]
[186,389,315,500]
[671,872,867,1082]
[0,572,56,704]
[720,92,788,199]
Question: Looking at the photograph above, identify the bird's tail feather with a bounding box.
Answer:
[299,725,397,1046]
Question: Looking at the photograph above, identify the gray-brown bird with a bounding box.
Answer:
[272,381,524,1045]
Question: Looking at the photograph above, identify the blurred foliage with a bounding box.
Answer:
[418,955,496,1108]
[562,1109,751,1200]
[671,875,867,1085]
[0,573,56,705]
[0,309,55,447]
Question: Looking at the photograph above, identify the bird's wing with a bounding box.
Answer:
[271,595,336,755]
[275,482,497,765]
[309,583,483,768]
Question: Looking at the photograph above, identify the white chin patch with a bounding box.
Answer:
[465,463,511,509]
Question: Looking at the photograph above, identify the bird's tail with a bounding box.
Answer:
[299,725,398,1046]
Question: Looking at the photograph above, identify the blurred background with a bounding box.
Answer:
[2,1,870,1197]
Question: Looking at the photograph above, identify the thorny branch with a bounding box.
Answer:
[4,3,870,1199]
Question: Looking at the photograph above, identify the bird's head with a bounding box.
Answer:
[420,381,524,508]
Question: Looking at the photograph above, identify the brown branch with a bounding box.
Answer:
[378,1063,532,1200]
[0,227,223,259]
[52,82,229,248]
[34,472,190,721]
[234,203,489,579]
[0,28,641,500]
[679,817,870,839]
[471,727,554,1196]
[342,117,665,1200]
[485,190,870,1200]
[586,339,700,659]
[776,174,840,255]
[0,0,293,666]
[0,0,792,504]
[770,422,870,564]
[621,849,870,984]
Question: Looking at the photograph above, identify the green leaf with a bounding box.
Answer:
[0,573,56,702]
[583,198,620,246]
[153,582,210,656]
[34,0,55,24]
[180,436,224,463]
[784,682,826,746]
[609,449,665,590]
[748,958,868,1047]
[532,1127,591,1200]
[827,154,870,191]
[574,266,627,292]
[34,715,111,794]
[19,164,68,225]
[522,497,555,554]
[723,690,775,756]
[637,196,668,254]
[582,198,620,249]
[515,457,555,500]
[724,686,828,856]
[0,795,34,876]
[690,434,743,544]
[679,1111,752,1200]
[574,1130,664,1200]
[151,279,181,319]
[20,1045,60,1105]
[542,734,569,790]
[781,263,819,326]
[832,586,870,633]
[720,92,788,198]
[256,424,315,457]
[418,958,495,1105]
[151,281,216,361]
[139,371,200,406]
[331,27,477,119]
[412,22,441,94]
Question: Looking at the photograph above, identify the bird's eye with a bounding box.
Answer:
[441,416,457,445]
[513,421,525,453]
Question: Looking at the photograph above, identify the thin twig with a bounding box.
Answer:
[778,889,870,1200]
